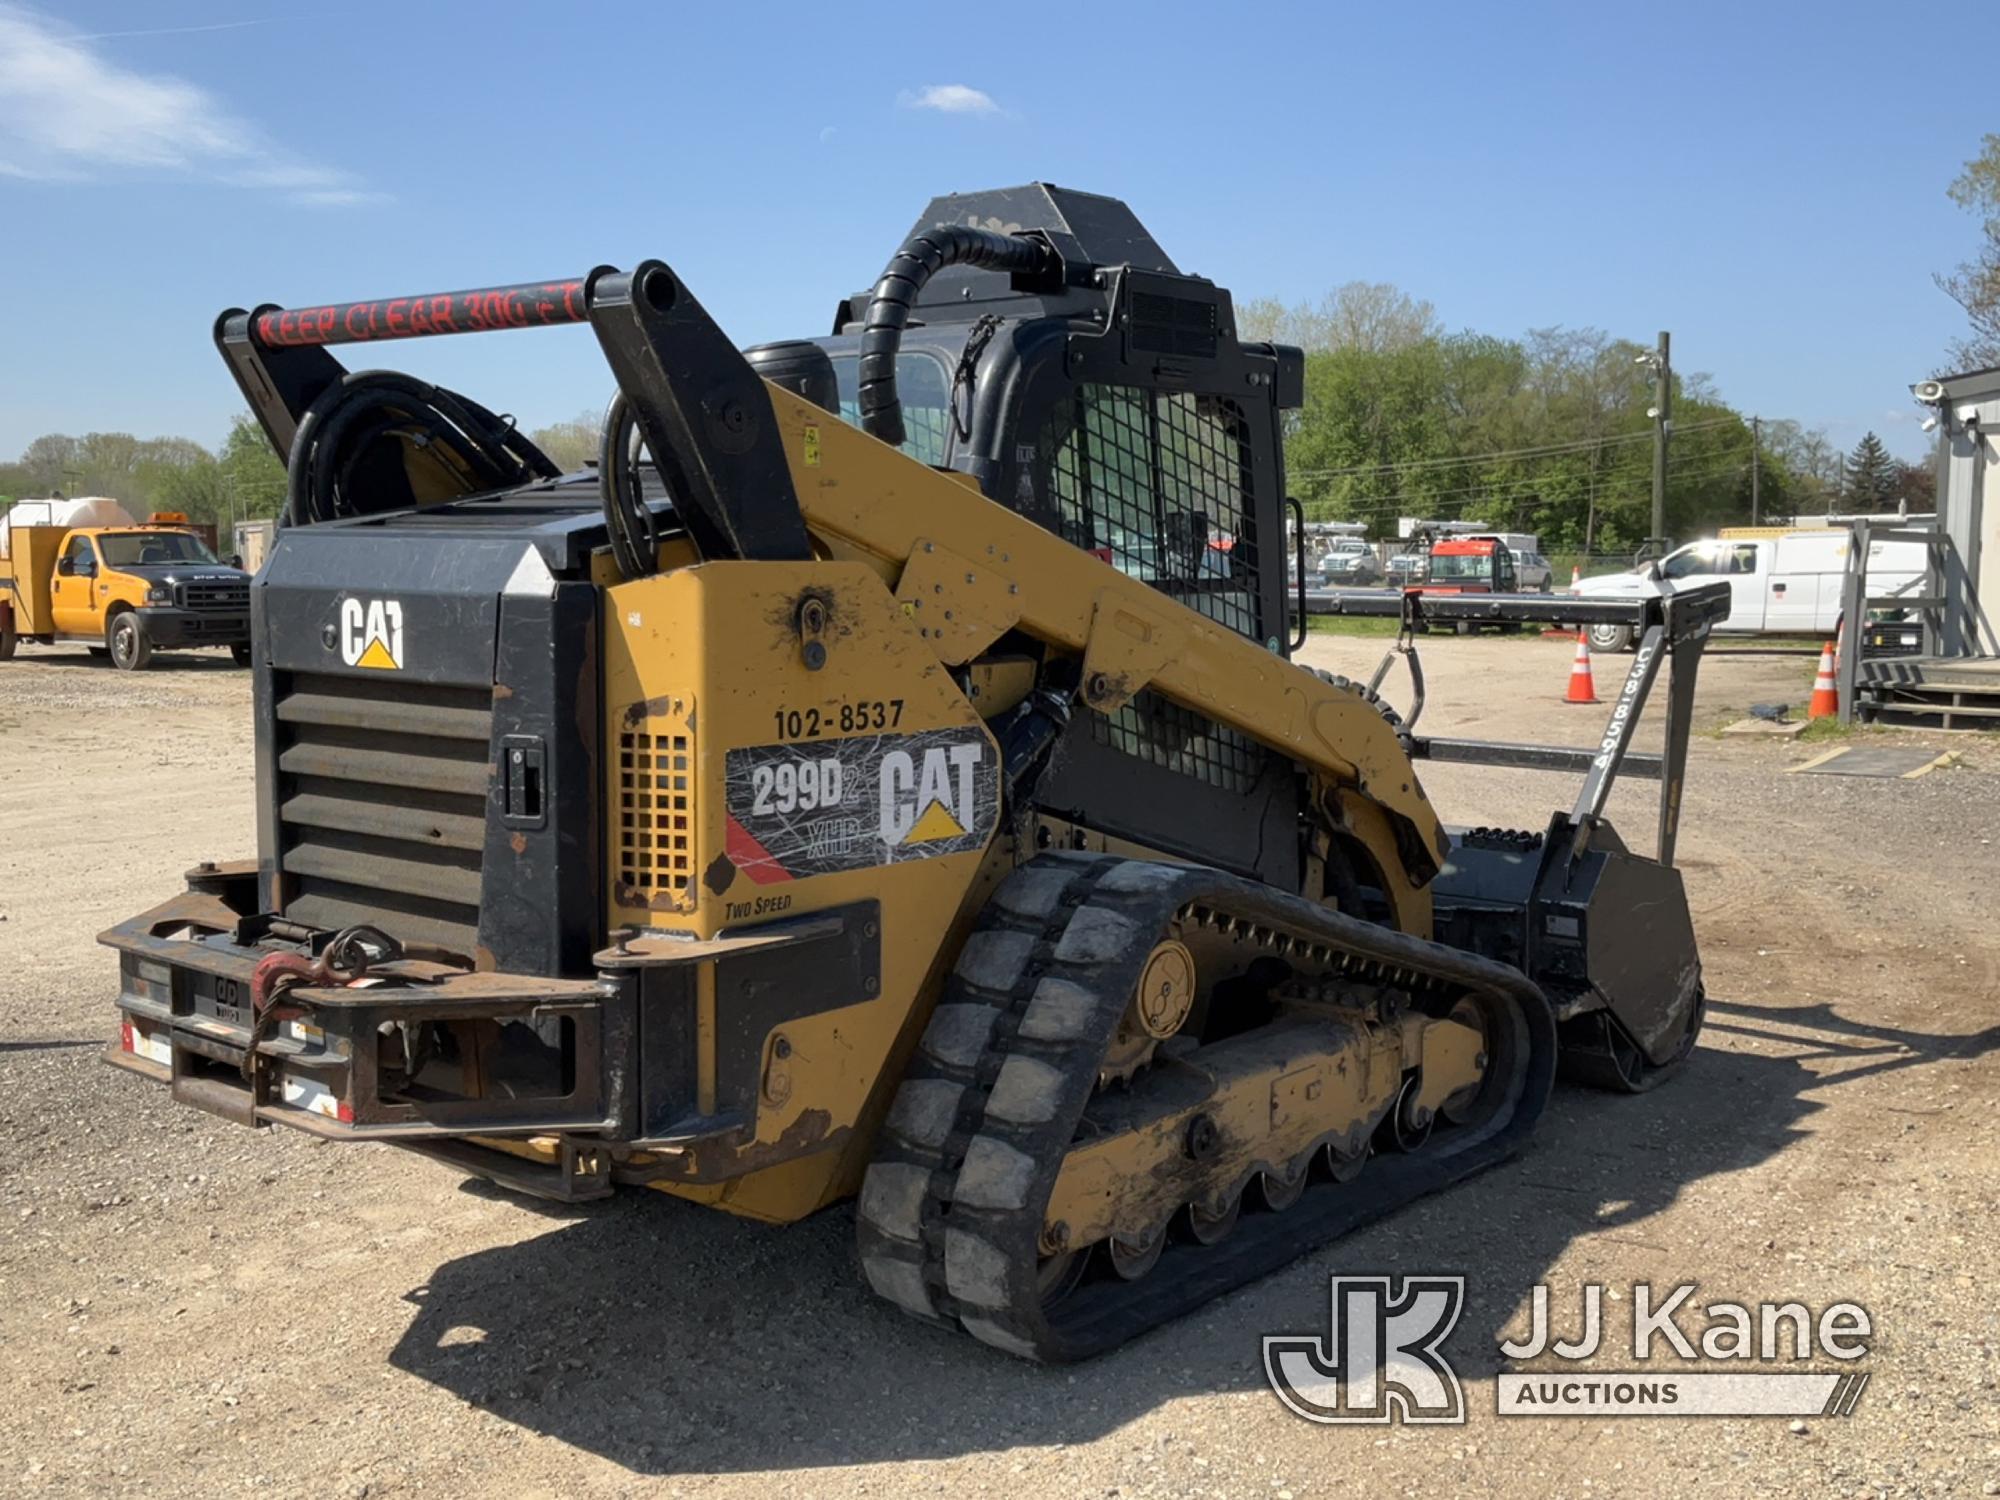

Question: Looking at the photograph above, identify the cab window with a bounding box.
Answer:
[829,351,955,467]
[1660,543,1757,580]
[1426,551,1490,581]
[1658,547,1718,580]
[96,532,218,568]
[63,536,97,576]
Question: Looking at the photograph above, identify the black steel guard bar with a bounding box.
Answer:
[215,261,815,564]
[250,277,594,348]
[1312,586,1731,633]
[1377,583,1727,869]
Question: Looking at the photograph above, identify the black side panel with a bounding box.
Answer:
[1035,712,1301,890]
[478,581,599,975]
[254,527,595,974]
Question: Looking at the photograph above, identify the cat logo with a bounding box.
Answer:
[339,597,404,671]
[879,742,984,847]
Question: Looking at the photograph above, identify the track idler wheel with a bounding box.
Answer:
[1378,1075,1435,1153]
[1107,1224,1168,1281]
[1258,1151,1314,1212]
[1185,1190,1242,1246]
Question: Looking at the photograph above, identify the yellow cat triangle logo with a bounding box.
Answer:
[904,798,967,844]
[354,636,400,670]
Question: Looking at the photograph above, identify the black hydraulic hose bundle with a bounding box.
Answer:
[284,371,558,527]
[597,390,660,581]
[857,225,1060,447]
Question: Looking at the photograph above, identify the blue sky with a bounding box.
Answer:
[0,0,1992,463]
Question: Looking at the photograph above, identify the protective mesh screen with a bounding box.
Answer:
[1091,688,1265,795]
[1038,385,1261,641]
[1039,383,1268,793]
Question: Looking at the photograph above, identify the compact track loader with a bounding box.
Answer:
[103,185,1727,1360]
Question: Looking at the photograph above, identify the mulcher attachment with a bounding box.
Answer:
[1431,813,1706,1091]
[856,853,1558,1362]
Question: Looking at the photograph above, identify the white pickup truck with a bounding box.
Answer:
[1573,530,1927,651]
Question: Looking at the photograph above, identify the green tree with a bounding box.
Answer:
[1237,282,1440,354]
[1843,432,1897,507]
[1892,458,1936,510]
[219,415,288,520]
[1938,133,2000,369]
[528,410,602,472]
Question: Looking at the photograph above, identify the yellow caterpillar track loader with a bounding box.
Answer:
[102,185,1726,1360]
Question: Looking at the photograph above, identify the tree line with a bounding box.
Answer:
[0,413,601,536]
[0,302,1945,558]
[1238,284,1930,553]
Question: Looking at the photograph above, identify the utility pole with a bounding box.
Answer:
[1648,331,1671,546]
[1749,415,1761,525]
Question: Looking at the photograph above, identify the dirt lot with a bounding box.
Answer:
[2,634,1997,1499]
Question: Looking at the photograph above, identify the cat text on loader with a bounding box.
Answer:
[100,185,1728,1360]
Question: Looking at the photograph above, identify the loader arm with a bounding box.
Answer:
[764,387,1449,900]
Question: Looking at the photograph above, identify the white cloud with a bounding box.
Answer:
[899,83,1000,116]
[0,5,377,206]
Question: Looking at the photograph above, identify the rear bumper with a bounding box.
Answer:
[99,867,883,1193]
[134,605,248,647]
[101,871,626,1141]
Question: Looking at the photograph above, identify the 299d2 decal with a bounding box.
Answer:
[723,724,999,886]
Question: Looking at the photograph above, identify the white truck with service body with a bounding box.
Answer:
[1572,529,1927,651]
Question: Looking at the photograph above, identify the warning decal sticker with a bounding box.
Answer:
[724,725,999,884]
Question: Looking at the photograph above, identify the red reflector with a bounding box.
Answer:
[119,1020,135,1053]
[337,1100,354,1123]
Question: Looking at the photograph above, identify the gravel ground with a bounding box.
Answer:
[1,634,1996,1498]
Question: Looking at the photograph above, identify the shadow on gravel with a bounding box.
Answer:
[386,995,1999,1475]
[0,1038,99,1052]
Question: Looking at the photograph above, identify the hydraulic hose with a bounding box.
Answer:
[284,371,558,527]
[857,225,1060,447]
[597,389,660,581]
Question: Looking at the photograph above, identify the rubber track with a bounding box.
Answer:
[856,853,1559,1362]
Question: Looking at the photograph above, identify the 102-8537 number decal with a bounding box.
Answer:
[772,699,904,740]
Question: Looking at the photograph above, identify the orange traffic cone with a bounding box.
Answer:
[1569,562,1583,590]
[1807,642,1839,720]
[1565,632,1599,704]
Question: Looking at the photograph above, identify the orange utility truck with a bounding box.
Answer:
[0,499,251,668]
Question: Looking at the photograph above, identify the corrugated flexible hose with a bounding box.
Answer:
[857,225,1059,448]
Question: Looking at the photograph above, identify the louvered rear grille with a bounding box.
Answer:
[275,671,492,958]
[178,579,250,612]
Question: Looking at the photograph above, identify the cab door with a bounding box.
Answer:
[1495,548,1518,592]
[49,535,103,636]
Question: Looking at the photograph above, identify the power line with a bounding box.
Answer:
[1303,448,1757,517]
[1287,417,1741,480]
[1300,463,1762,530]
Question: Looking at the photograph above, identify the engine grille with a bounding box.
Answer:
[178,578,250,612]
[274,671,492,959]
